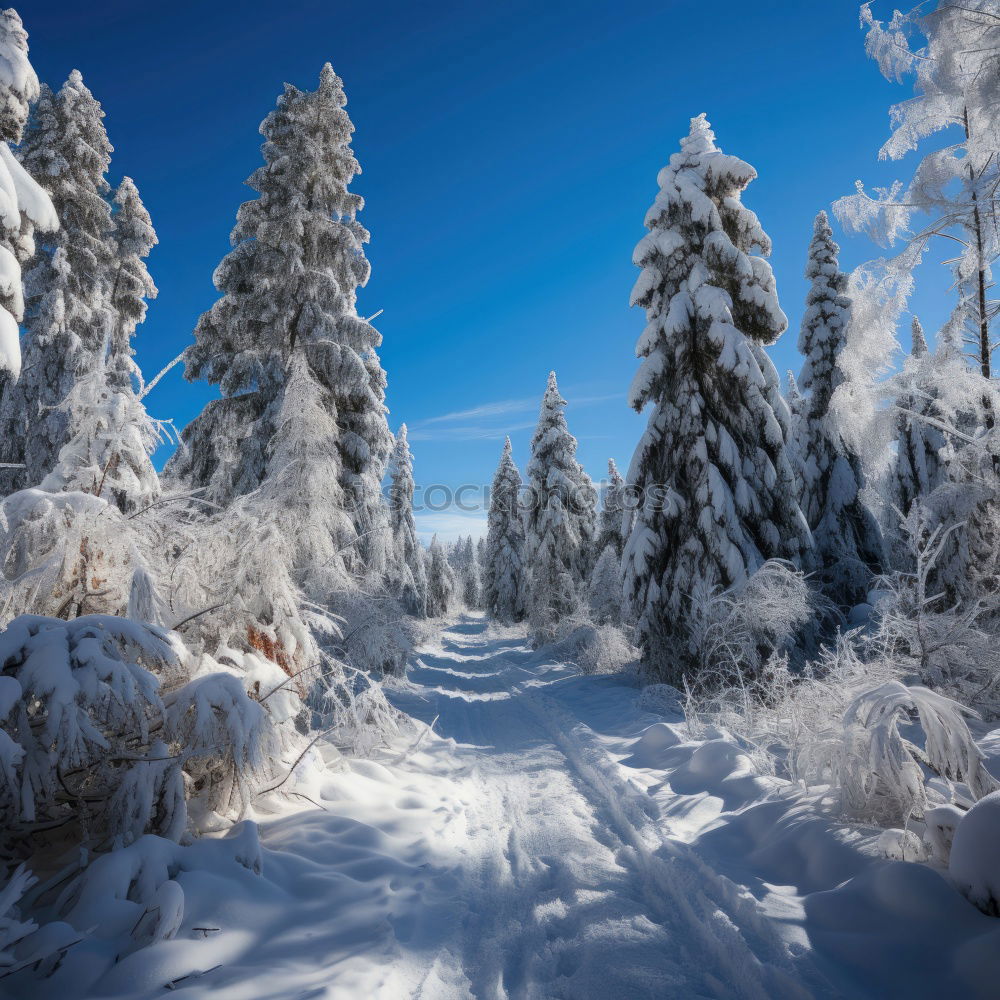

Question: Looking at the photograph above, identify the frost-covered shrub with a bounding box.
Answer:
[829,681,996,819]
[165,672,275,818]
[329,584,411,679]
[680,595,999,826]
[872,504,1000,717]
[682,560,813,691]
[950,790,1000,916]
[0,614,280,858]
[798,680,997,825]
[576,624,638,676]
[0,490,139,622]
[322,665,403,757]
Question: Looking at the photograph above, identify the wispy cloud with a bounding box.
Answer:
[408,421,536,443]
[424,396,537,424]
[409,390,623,442]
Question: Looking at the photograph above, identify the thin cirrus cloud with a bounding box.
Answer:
[409,390,623,442]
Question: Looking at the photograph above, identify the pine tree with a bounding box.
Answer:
[461,536,482,609]
[107,177,157,391]
[892,317,948,520]
[0,9,55,387]
[484,437,526,623]
[785,370,807,495]
[256,349,354,597]
[170,64,392,574]
[589,544,623,625]
[426,535,455,618]
[387,423,427,616]
[795,211,882,609]
[0,72,114,492]
[595,457,628,557]
[524,372,596,639]
[40,352,161,514]
[623,114,810,680]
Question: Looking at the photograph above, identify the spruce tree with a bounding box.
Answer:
[387,423,427,616]
[785,370,806,495]
[892,317,947,520]
[170,64,392,573]
[484,437,526,623]
[0,72,114,491]
[461,536,482,609]
[589,544,623,625]
[595,457,628,557]
[107,177,157,391]
[256,349,354,597]
[524,372,597,639]
[795,211,882,609]
[623,114,810,679]
[0,9,55,387]
[426,535,455,618]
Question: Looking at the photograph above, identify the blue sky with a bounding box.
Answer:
[25,1,949,539]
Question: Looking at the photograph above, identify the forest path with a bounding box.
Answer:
[383,613,826,1000]
[108,613,835,1000]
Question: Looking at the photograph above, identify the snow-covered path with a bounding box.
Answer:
[384,615,825,999]
[83,613,858,1000]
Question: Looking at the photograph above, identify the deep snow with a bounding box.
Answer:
[24,613,1000,1000]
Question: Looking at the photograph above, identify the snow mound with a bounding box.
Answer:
[806,861,1000,999]
[950,790,1000,916]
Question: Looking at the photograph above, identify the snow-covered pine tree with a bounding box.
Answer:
[785,370,807,495]
[892,317,948,520]
[0,9,55,388]
[589,543,623,625]
[461,536,482,609]
[387,423,427,615]
[795,211,882,609]
[40,352,163,515]
[58,175,162,515]
[595,458,628,557]
[624,114,811,680]
[170,64,392,575]
[484,437,526,623]
[447,534,467,575]
[256,349,354,598]
[524,372,597,639]
[426,535,455,618]
[107,177,157,391]
[0,71,115,493]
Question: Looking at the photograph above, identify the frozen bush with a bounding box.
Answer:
[684,560,813,692]
[576,624,638,676]
[0,613,280,858]
[801,680,997,824]
[872,505,1000,718]
[0,490,138,622]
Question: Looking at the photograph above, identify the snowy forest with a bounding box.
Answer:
[0,2,999,997]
